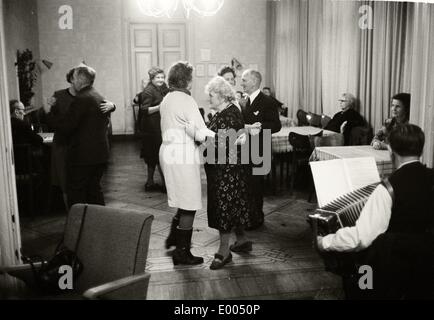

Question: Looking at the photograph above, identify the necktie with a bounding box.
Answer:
[246,97,251,110]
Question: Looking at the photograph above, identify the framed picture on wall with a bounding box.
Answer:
[208,64,217,77]
[196,64,205,77]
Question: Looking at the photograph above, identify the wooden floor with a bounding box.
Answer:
[20,138,343,300]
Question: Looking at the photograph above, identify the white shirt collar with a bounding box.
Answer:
[397,159,420,170]
[248,89,261,104]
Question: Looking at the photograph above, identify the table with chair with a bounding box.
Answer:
[269,126,339,194]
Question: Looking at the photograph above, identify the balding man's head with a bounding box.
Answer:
[10,100,25,120]
[241,69,262,95]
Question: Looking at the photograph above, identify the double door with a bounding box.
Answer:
[129,23,186,99]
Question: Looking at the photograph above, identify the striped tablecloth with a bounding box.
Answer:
[272,126,337,153]
[310,145,393,178]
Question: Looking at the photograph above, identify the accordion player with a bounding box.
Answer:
[308,179,394,275]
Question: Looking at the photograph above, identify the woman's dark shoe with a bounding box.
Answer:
[172,228,203,265]
[145,183,160,192]
[230,241,253,253]
[210,253,232,270]
[165,215,180,249]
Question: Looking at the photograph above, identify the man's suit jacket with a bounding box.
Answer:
[49,86,110,166]
[10,117,43,146]
[242,91,282,162]
[243,91,282,133]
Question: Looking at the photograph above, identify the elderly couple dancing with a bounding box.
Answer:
[158,61,281,270]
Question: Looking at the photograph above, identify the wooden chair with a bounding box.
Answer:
[296,109,309,126]
[321,114,332,128]
[0,204,154,300]
[307,112,322,128]
[348,126,373,146]
[131,103,142,138]
[288,130,323,196]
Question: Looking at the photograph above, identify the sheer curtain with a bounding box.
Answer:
[271,0,323,119]
[272,0,411,122]
[409,3,434,166]
[358,1,412,132]
[271,0,434,165]
[321,0,360,117]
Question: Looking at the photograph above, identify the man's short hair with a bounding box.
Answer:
[389,123,425,157]
[243,69,262,86]
[168,61,193,89]
[75,65,96,86]
[9,99,20,115]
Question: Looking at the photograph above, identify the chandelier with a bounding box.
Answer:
[137,0,225,18]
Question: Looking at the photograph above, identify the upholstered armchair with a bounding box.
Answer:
[0,204,154,300]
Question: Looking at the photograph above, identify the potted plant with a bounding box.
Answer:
[15,49,37,107]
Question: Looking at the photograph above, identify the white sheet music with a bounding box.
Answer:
[310,157,380,207]
[343,157,380,191]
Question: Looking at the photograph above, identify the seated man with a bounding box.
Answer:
[317,123,434,299]
[10,99,43,147]
[324,93,365,145]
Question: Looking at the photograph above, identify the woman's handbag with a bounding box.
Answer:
[21,205,88,294]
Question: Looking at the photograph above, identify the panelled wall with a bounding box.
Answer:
[29,0,267,135]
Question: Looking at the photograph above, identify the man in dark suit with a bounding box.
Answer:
[46,65,110,207]
[241,70,282,230]
[10,100,43,146]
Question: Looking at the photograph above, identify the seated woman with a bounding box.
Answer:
[371,93,410,150]
[203,76,252,270]
[324,93,365,145]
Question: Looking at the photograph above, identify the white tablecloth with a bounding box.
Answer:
[272,126,337,153]
[310,145,393,177]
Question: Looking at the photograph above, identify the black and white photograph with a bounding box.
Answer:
[0,0,433,304]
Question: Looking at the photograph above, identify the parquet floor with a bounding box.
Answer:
[20,138,343,300]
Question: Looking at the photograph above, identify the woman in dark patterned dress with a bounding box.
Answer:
[204,76,252,270]
[134,67,169,192]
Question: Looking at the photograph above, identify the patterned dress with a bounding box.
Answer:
[204,104,253,232]
[371,117,408,149]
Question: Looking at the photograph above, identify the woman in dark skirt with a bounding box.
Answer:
[134,67,169,192]
[204,76,253,270]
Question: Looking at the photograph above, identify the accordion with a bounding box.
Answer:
[308,182,380,236]
[308,180,394,275]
